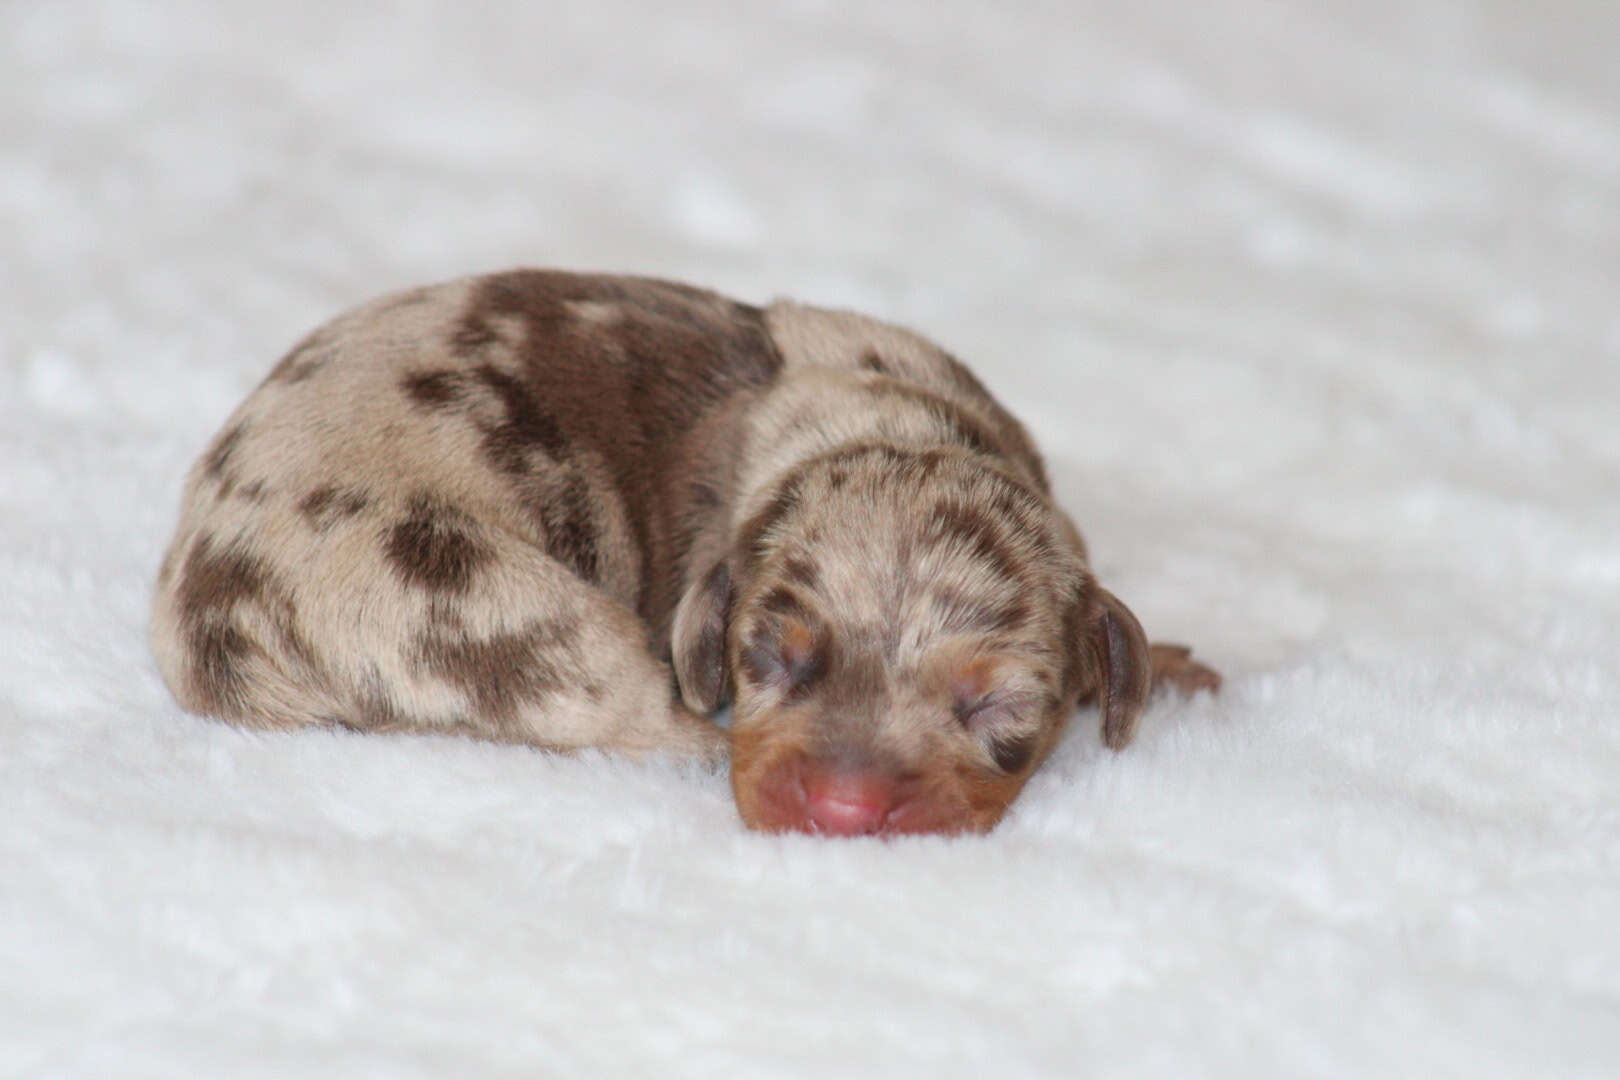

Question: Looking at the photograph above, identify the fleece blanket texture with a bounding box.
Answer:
[4,2,1618,1076]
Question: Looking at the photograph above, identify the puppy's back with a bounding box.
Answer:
[150,271,781,744]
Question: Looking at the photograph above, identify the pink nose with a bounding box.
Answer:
[801,768,899,836]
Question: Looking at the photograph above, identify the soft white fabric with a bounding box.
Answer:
[4,2,1617,1076]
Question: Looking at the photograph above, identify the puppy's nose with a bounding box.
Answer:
[801,767,898,836]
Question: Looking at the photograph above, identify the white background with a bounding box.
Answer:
[4,2,1618,1076]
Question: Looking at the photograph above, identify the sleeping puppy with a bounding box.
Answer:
[151,270,1218,836]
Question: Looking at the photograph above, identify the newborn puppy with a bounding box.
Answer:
[151,270,1218,836]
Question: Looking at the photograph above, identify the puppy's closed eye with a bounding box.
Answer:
[953,688,1038,729]
[949,659,1046,773]
[949,657,1035,728]
[741,614,826,698]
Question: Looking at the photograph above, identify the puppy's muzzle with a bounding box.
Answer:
[747,750,943,837]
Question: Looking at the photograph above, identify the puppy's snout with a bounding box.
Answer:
[756,751,918,837]
[802,765,902,836]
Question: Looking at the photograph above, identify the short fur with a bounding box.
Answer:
[151,270,1218,835]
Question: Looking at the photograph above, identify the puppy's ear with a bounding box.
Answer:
[1090,588,1153,750]
[671,560,733,714]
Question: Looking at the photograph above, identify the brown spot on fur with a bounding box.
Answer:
[860,349,889,374]
[299,485,370,529]
[925,500,1024,586]
[536,472,599,582]
[236,480,268,503]
[416,620,581,727]
[400,369,470,409]
[190,620,257,712]
[178,536,270,620]
[472,363,570,472]
[384,498,493,593]
[175,537,277,713]
[456,270,783,624]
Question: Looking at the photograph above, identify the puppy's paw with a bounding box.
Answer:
[1148,643,1222,696]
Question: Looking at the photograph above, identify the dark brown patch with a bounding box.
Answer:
[236,479,268,503]
[924,500,1024,586]
[416,620,581,727]
[453,270,784,626]
[400,368,472,409]
[178,536,270,621]
[989,732,1037,774]
[176,536,277,713]
[191,620,257,712]
[299,485,370,529]
[384,498,493,593]
[984,479,1046,526]
[538,472,599,582]
[859,348,889,374]
[472,363,570,472]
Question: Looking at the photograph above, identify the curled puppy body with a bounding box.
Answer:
[151,270,1219,836]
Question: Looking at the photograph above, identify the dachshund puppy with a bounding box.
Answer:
[151,270,1218,836]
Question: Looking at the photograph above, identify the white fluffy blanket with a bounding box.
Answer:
[5,2,1617,1076]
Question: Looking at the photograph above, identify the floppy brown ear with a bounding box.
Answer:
[1092,588,1153,750]
[671,560,733,714]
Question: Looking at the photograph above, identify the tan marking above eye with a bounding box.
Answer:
[949,655,1000,725]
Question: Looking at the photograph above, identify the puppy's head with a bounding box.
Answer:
[672,445,1152,837]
